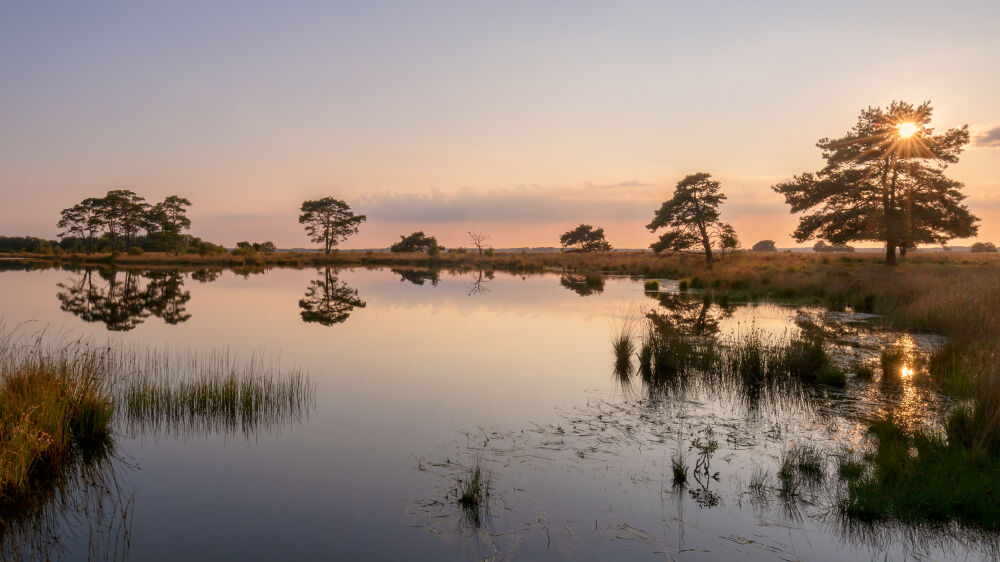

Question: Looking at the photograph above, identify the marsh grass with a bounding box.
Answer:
[643,279,659,292]
[671,453,688,486]
[0,329,115,496]
[778,444,825,501]
[451,459,493,530]
[842,416,1000,530]
[119,349,315,439]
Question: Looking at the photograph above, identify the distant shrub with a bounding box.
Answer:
[971,241,998,253]
[127,246,144,255]
[644,279,659,292]
[752,240,778,252]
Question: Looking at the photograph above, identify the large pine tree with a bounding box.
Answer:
[772,101,977,265]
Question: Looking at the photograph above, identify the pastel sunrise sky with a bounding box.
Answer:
[2,1,998,249]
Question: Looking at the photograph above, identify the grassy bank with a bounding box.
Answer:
[0,333,114,498]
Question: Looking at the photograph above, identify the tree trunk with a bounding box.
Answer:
[885,240,897,266]
[698,224,714,263]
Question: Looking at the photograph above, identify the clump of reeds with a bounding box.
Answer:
[778,444,825,500]
[671,453,688,486]
[451,459,493,530]
[644,279,659,292]
[119,349,314,439]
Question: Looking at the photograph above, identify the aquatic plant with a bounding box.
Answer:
[119,350,314,439]
[643,279,659,292]
[671,453,688,486]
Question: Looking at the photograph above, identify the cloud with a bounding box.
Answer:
[354,184,657,224]
[352,181,788,225]
[974,125,1000,148]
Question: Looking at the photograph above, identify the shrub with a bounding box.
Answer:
[644,279,659,292]
[127,246,144,255]
[970,241,998,253]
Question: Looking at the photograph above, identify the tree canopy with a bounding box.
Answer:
[390,231,439,253]
[57,191,193,253]
[772,101,978,265]
[298,197,366,254]
[647,172,736,262]
[559,224,612,252]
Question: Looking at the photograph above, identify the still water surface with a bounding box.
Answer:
[0,265,990,560]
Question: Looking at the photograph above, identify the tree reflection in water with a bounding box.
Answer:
[559,273,605,296]
[0,431,132,561]
[298,267,366,325]
[391,267,441,286]
[56,268,191,331]
[467,269,494,296]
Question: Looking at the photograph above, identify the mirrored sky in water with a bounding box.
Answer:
[0,266,989,561]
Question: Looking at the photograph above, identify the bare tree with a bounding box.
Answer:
[467,231,490,256]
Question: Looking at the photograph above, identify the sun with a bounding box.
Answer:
[897,121,919,139]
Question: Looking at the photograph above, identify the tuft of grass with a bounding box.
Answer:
[612,333,634,382]
[678,278,690,292]
[671,453,688,486]
[879,346,908,384]
[853,361,876,381]
[453,460,493,530]
[837,456,865,482]
[457,465,489,507]
[644,279,659,292]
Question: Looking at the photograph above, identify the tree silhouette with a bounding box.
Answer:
[298,268,366,325]
[559,224,612,252]
[772,101,977,265]
[648,173,735,263]
[390,232,439,253]
[467,232,490,256]
[298,198,366,254]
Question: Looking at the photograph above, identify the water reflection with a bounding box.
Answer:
[0,434,132,562]
[298,267,366,325]
[559,273,604,296]
[392,267,441,286]
[56,268,191,331]
[466,269,493,296]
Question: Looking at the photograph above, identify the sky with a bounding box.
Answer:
[1,1,998,249]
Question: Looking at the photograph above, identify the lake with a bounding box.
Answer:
[0,263,992,561]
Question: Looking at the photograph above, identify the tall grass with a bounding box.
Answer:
[0,329,114,496]
[119,349,314,439]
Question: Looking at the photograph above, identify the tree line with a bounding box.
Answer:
[55,190,224,255]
